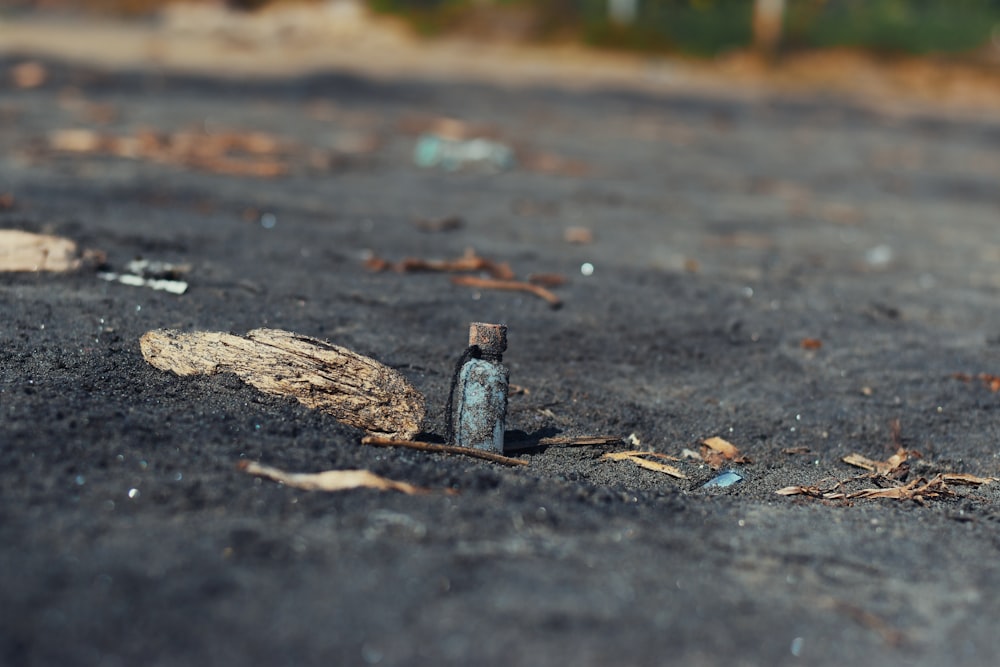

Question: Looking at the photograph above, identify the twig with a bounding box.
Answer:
[366,248,514,280]
[361,436,529,467]
[505,436,623,451]
[822,597,906,647]
[451,275,562,308]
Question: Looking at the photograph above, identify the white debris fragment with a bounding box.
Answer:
[98,272,188,294]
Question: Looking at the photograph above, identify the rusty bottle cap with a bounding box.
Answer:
[469,322,507,356]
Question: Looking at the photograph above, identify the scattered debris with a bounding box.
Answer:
[238,460,438,495]
[42,125,354,178]
[526,273,567,288]
[140,328,425,439]
[953,372,1000,393]
[366,247,514,280]
[125,258,191,279]
[98,272,188,294]
[775,418,988,503]
[701,436,750,468]
[98,258,191,294]
[860,386,874,396]
[413,133,514,171]
[400,116,586,175]
[777,474,993,503]
[10,61,47,89]
[848,476,954,501]
[782,446,811,455]
[0,229,96,272]
[776,484,840,499]
[451,275,562,308]
[563,226,594,244]
[702,470,744,488]
[842,446,916,476]
[602,451,687,480]
[366,248,566,307]
[361,436,527,467]
[800,337,823,350]
[842,419,917,476]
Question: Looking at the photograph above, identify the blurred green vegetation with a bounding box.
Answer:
[371,0,1000,56]
[15,0,1000,57]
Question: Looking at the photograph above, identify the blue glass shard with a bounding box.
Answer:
[702,470,744,489]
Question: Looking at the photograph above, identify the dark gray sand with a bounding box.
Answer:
[4,49,1000,667]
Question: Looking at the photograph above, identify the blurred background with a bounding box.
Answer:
[4,0,1000,61]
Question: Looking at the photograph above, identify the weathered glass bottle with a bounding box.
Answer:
[451,323,509,454]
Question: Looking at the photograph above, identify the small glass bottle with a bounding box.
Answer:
[451,323,509,453]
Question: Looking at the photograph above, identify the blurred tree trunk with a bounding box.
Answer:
[753,0,785,58]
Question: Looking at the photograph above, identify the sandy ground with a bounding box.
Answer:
[4,8,1000,667]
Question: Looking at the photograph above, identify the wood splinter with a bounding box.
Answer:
[361,436,529,467]
[140,328,425,439]
[451,275,562,308]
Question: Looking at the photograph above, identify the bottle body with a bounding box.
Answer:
[453,357,509,453]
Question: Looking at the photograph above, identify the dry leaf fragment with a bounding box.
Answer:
[0,229,82,272]
[847,476,952,502]
[700,436,749,468]
[800,337,823,350]
[941,473,996,485]
[140,328,425,439]
[842,447,913,476]
[775,485,845,500]
[601,451,687,479]
[239,461,434,494]
[953,372,1000,393]
[702,437,739,458]
[776,485,818,496]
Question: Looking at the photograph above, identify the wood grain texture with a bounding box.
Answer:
[0,230,81,272]
[140,328,424,439]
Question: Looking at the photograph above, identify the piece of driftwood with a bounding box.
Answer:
[140,328,425,439]
[0,229,81,272]
[360,436,528,467]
